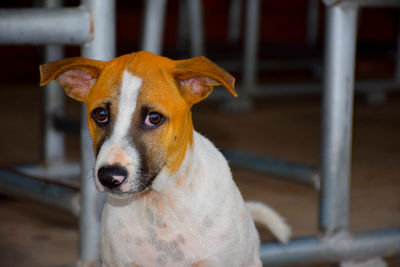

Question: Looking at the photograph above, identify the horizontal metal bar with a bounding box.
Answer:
[261,229,400,266]
[14,163,80,187]
[0,169,80,216]
[217,58,320,73]
[0,7,91,45]
[324,0,400,7]
[221,149,320,188]
[211,79,400,99]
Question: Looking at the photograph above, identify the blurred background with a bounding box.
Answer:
[0,0,399,266]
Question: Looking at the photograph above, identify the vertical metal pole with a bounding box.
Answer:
[306,0,319,47]
[141,0,167,55]
[43,0,65,165]
[320,4,358,236]
[187,0,204,56]
[395,11,400,81]
[80,0,115,264]
[177,0,189,54]
[243,0,260,91]
[222,0,258,111]
[228,0,242,43]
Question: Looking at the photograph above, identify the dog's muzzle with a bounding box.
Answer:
[97,164,128,190]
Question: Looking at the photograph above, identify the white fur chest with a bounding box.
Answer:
[100,133,261,267]
[101,197,228,266]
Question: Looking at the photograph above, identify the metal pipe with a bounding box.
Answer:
[243,0,260,90]
[320,5,358,235]
[323,0,400,7]
[228,0,242,43]
[188,0,205,56]
[78,109,104,265]
[222,0,260,111]
[221,149,320,188]
[43,46,65,164]
[306,0,319,47]
[14,162,80,187]
[141,0,167,55]
[210,79,400,99]
[80,0,115,264]
[177,0,189,53]
[81,0,116,61]
[0,7,90,45]
[43,0,65,165]
[260,229,400,266]
[396,13,400,81]
[218,58,321,72]
[0,169,79,216]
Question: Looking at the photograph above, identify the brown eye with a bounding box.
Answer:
[145,112,163,127]
[92,107,109,125]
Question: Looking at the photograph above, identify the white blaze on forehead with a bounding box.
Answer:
[113,71,142,138]
[95,71,142,189]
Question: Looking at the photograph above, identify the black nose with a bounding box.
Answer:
[97,165,128,189]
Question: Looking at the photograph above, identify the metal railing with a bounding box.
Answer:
[259,1,400,265]
[0,0,115,265]
[0,0,399,266]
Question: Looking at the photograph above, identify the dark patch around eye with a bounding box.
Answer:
[130,123,163,190]
[139,106,165,130]
[93,102,112,157]
[95,135,106,157]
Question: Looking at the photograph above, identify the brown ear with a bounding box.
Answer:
[174,56,237,105]
[39,57,106,102]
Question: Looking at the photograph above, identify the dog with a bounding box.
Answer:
[40,51,291,267]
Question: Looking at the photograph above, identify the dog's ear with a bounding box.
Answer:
[40,57,106,102]
[174,56,237,105]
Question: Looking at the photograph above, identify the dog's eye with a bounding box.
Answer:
[145,112,163,127]
[92,107,109,125]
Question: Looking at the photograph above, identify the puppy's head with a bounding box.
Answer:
[40,51,236,198]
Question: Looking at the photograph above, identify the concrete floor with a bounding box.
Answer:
[1,84,399,266]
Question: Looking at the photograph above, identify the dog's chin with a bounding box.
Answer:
[104,184,152,200]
